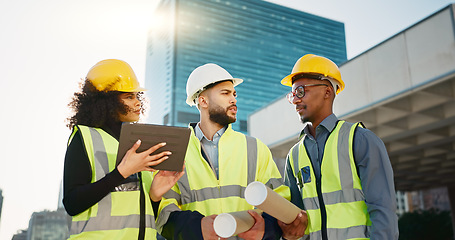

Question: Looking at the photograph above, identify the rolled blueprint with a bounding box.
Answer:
[213,209,263,238]
[244,181,301,224]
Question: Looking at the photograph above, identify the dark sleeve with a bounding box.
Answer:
[284,157,304,210]
[152,200,161,217]
[354,128,399,240]
[161,211,281,240]
[260,157,301,240]
[161,210,205,240]
[63,132,126,216]
[262,212,282,240]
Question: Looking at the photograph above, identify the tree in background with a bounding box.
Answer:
[398,208,453,240]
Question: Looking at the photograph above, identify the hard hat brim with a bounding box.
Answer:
[281,72,345,95]
[120,86,148,92]
[131,86,148,92]
[281,73,297,87]
[231,78,243,87]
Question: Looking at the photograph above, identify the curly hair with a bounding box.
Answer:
[66,79,145,129]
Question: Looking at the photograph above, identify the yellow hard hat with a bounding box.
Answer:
[281,54,345,94]
[86,59,147,92]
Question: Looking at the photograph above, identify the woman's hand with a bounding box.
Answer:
[149,166,185,202]
[117,139,171,178]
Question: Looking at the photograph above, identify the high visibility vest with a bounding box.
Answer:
[156,124,290,235]
[67,125,156,239]
[288,121,371,239]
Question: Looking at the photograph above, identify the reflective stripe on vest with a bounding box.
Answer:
[68,126,156,238]
[290,121,371,239]
[156,125,286,234]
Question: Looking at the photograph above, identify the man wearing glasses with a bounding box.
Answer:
[278,54,398,240]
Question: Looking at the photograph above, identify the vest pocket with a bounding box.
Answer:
[300,166,311,183]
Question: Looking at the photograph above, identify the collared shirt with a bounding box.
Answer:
[194,123,226,178]
[299,114,339,182]
[285,113,399,240]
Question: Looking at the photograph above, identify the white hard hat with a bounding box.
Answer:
[186,63,243,106]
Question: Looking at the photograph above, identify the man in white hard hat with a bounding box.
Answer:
[156,63,298,239]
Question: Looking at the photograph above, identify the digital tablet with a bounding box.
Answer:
[116,123,191,171]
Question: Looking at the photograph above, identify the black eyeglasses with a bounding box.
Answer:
[287,84,328,103]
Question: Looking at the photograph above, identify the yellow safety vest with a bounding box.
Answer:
[288,121,371,239]
[156,124,290,234]
[67,125,157,239]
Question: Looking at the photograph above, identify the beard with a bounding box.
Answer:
[298,105,310,124]
[209,103,237,126]
[300,115,310,124]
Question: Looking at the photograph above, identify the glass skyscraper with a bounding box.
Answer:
[26,210,69,240]
[145,0,347,132]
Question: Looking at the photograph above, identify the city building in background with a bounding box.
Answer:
[407,187,451,213]
[145,0,347,132]
[397,187,451,217]
[26,209,69,240]
[396,191,409,216]
[11,183,70,240]
[11,230,27,240]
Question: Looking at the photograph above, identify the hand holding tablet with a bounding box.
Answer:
[116,123,191,172]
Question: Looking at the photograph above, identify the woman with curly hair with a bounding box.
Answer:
[63,59,183,239]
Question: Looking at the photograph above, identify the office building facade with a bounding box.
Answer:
[26,210,69,240]
[145,0,347,132]
[12,230,28,240]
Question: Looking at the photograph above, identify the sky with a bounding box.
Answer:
[0,0,453,239]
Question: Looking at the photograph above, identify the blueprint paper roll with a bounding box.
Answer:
[213,210,263,238]
[244,181,301,224]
